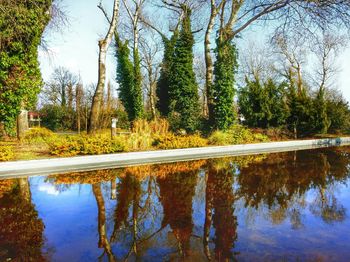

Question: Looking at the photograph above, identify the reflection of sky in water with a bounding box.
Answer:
[9,149,350,261]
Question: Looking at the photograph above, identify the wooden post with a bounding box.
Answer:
[111,118,117,138]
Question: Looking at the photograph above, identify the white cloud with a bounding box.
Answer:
[38,184,59,196]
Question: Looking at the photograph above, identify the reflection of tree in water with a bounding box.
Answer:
[0,178,46,261]
[237,148,350,226]
[111,175,137,240]
[204,160,237,261]
[157,169,198,258]
[310,189,346,224]
[92,183,116,261]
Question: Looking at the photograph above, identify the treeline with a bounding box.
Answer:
[39,67,129,132]
[238,77,350,137]
[1,0,350,139]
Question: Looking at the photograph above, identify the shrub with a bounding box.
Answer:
[208,124,269,146]
[49,137,82,157]
[49,135,126,157]
[24,127,56,143]
[153,133,208,149]
[0,145,14,161]
[132,118,170,136]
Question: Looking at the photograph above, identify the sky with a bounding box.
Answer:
[39,0,350,102]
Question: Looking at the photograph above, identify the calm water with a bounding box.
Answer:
[1,147,350,261]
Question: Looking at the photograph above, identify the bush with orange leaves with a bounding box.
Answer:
[153,133,208,149]
[0,180,15,198]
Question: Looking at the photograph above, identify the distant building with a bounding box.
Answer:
[28,112,41,128]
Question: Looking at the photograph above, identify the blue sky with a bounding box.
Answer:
[39,0,350,102]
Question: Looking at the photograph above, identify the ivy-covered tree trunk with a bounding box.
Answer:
[115,35,143,122]
[156,33,178,117]
[168,7,200,133]
[210,33,238,130]
[0,0,52,136]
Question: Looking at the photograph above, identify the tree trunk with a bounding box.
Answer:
[76,84,82,134]
[88,0,120,134]
[17,109,28,141]
[205,3,217,120]
[18,178,31,202]
[148,66,156,119]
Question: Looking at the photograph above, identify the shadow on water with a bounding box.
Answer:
[1,147,350,261]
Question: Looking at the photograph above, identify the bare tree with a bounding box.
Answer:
[311,32,348,94]
[272,32,309,94]
[42,66,78,106]
[89,0,120,134]
[140,33,162,119]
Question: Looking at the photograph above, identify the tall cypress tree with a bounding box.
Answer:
[168,6,200,132]
[210,34,238,130]
[115,34,143,121]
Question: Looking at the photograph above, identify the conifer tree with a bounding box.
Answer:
[115,34,143,121]
[238,77,288,128]
[313,87,330,134]
[168,6,200,132]
[286,83,313,138]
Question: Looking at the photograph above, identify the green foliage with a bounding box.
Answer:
[0,0,52,131]
[153,133,208,149]
[115,34,143,121]
[24,127,56,143]
[208,124,269,146]
[168,7,200,133]
[312,88,330,134]
[210,36,238,130]
[0,145,14,161]
[156,32,178,116]
[286,86,314,137]
[327,98,350,134]
[238,77,289,128]
[114,108,130,130]
[39,104,75,131]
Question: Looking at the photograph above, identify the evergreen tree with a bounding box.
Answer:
[238,77,288,128]
[210,35,238,130]
[115,34,143,121]
[156,32,178,117]
[0,0,53,132]
[168,6,200,133]
[327,97,350,134]
[286,83,313,138]
[313,87,330,134]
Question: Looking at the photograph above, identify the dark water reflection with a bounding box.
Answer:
[1,147,350,261]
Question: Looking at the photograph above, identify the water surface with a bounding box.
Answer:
[1,147,350,261]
